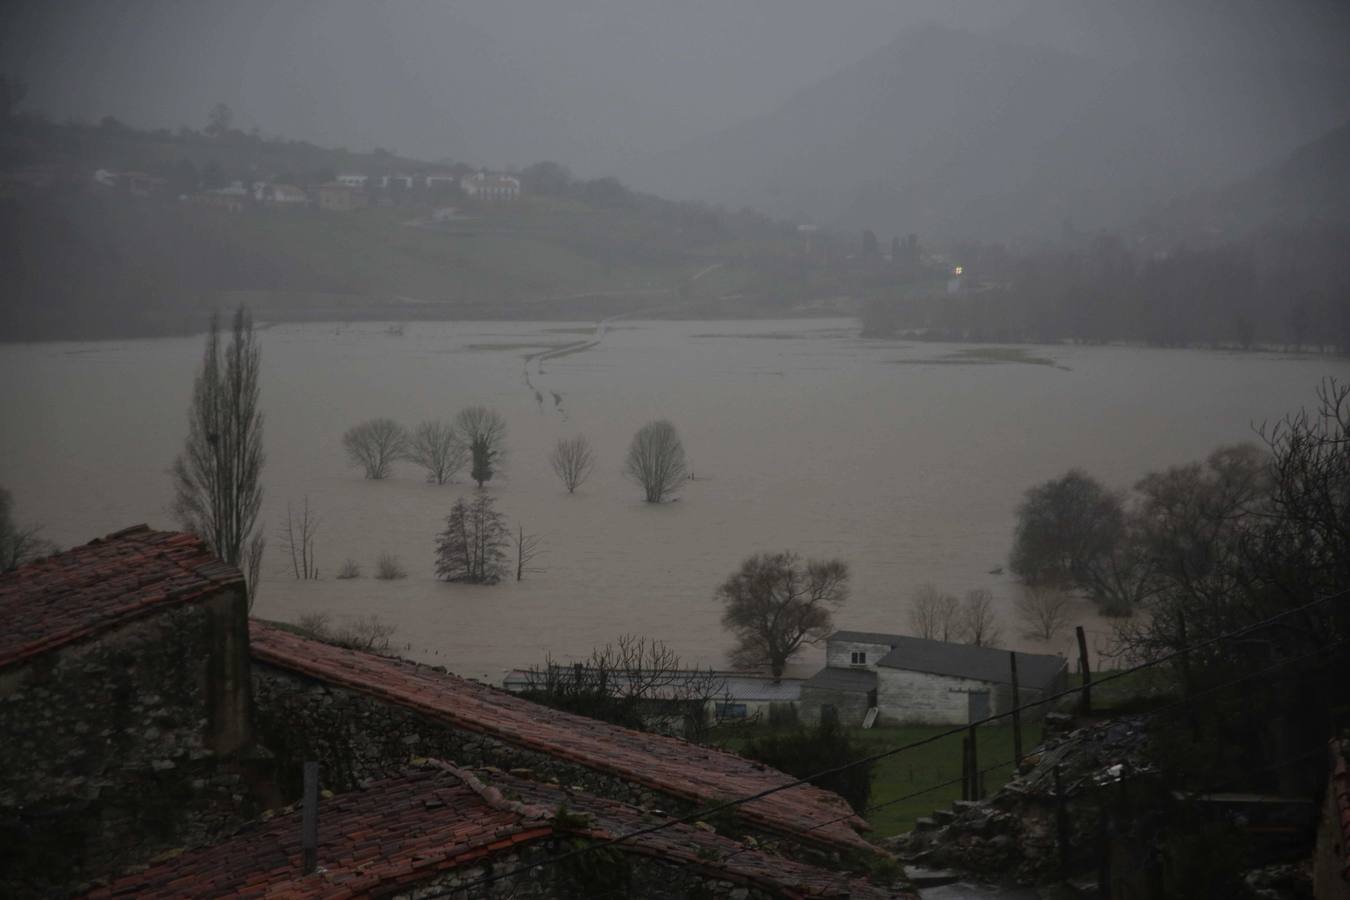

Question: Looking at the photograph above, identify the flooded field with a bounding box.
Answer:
[2,319,1343,681]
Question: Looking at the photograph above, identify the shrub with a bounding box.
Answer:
[742,716,874,813]
[375,553,407,580]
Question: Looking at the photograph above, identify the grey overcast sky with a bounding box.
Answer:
[3,1,1348,184]
[0,1,1100,167]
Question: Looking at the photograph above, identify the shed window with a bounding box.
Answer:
[715,703,748,720]
[851,651,867,665]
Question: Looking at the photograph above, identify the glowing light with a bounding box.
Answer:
[953,266,963,276]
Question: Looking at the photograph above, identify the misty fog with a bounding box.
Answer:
[3,3,1350,883]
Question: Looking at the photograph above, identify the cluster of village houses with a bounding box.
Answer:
[88,166,521,213]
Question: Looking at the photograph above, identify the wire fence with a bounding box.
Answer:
[448,589,1346,895]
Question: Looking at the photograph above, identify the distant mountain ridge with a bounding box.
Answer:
[630,21,1350,243]
[1139,118,1350,244]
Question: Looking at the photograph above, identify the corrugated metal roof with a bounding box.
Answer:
[830,630,905,647]
[804,666,878,693]
[874,635,1065,688]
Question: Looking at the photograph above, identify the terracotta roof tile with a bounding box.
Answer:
[250,621,875,855]
[89,763,906,899]
[0,525,244,669]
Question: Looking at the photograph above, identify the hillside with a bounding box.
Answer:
[631,22,1350,243]
[1138,118,1350,245]
[0,118,872,340]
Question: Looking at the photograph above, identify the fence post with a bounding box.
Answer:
[973,734,981,801]
[1076,626,1092,716]
[1054,763,1070,874]
[961,735,971,801]
[302,760,319,875]
[1177,611,1200,737]
[1010,651,1023,766]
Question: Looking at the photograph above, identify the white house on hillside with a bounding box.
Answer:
[460,172,520,201]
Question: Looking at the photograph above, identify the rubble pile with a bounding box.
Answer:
[888,714,1152,884]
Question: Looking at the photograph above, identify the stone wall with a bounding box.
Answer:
[875,669,1059,726]
[876,668,989,725]
[0,590,264,898]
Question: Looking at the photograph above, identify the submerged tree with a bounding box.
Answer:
[0,486,55,572]
[171,307,265,599]
[1010,469,1148,615]
[280,495,319,580]
[959,588,1004,647]
[624,419,688,503]
[908,584,960,641]
[515,525,543,581]
[407,420,467,485]
[718,552,849,679]
[343,418,408,480]
[1014,584,1072,642]
[455,406,507,487]
[435,493,510,584]
[549,434,595,494]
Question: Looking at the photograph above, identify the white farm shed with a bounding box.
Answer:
[802,631,1067,727]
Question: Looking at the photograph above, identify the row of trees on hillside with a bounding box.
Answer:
[862,227,1350,353]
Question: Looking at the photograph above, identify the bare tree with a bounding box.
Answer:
[455,406,507,487]
[624,419,689,503]
[1015,584,1072,641]
[297,612,396,653]
[549,434,595,493]
[435,494,510,583]
[959,588,1004,647]
[522,635,729,740]
[515,525,543,581]
[343,418,408,479]
[171,307,265,602]
[908,584,961,641]
[718,551,849,679]
[0,486,55,572]
[408,420,467,485]
[280,496,319,580]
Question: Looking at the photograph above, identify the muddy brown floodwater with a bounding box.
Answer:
[2,319,1344,682]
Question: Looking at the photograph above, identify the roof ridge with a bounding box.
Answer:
[423,760,555,824]
[249,620,876,854]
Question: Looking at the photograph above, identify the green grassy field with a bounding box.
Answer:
[714,721,1043,838]
[853,723,1042,836]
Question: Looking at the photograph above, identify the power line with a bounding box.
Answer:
[453,589,1345,895]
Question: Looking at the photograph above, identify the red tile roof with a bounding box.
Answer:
[90,762,906,899]
[0,525,243,669]
[250,621,875,855]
